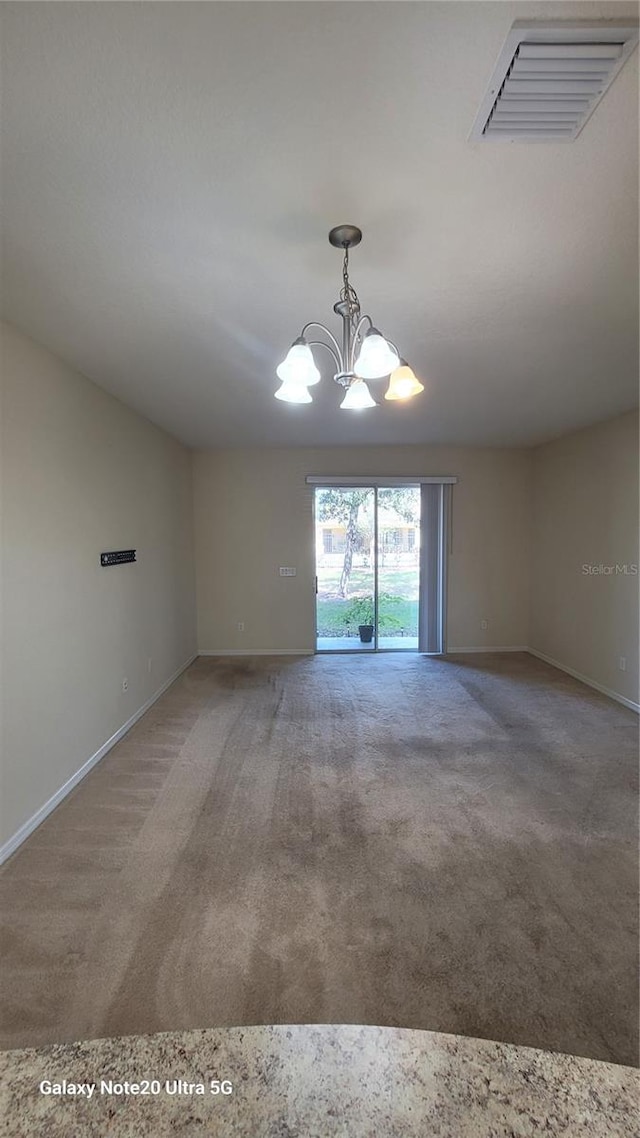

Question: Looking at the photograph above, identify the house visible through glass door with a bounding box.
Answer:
[314,485,420,652]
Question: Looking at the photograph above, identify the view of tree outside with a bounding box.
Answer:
[316,488,373,598]
[315,486,421,645]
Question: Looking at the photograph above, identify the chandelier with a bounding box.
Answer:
[274,225,424,410]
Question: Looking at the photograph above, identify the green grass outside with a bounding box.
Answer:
[317,564,419,600]
[316,562,419,636]
[316,597,419,637]
[315,559,419,636]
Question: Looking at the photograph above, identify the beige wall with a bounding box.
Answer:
[530,411,639,706]
[1,322,197,848]
[193,445,531,654]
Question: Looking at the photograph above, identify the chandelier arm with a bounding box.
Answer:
[349,314,374,369]
[300,321,343,364]
[306,339,342,373]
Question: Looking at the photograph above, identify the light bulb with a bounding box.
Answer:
[354,328,400,380]
[340,379,376,410]
[275,381,312,404]
[384,362,424,401]
[276,340,321,386]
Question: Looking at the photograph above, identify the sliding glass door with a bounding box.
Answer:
[376,486,420,650]
[314,487,376,651]
[313,481,450,653]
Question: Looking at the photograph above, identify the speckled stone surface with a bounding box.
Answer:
[0,1024,638,1137]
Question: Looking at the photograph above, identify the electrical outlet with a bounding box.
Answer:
[480,619,488,630]
[238,622,245,632]
[122,678,129,692]
[619,657,626,672]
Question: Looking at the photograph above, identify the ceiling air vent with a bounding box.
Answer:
[470,21,638,142]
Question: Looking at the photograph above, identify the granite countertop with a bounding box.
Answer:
[0,1023,637,1137]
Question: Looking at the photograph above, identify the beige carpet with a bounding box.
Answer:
[1,653,638,1064]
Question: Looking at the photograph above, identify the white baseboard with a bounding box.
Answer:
[526,648,640,713]
[446,646,529,653]
[198,648,541,657]
[0,653,198,866]
[198,649,314,656]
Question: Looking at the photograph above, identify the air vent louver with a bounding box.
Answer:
[470,21,638,142]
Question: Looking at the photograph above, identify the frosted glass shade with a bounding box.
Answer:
[275,382,312,404]
[340,379,376,410]
[384,363,424,401]
[276,341,321,386]
[354,330,400,379]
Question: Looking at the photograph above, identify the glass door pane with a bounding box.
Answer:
[376,486,421,650]
[315,487,375,652]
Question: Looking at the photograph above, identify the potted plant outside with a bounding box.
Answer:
[343,593,404,643]
[344,595,375,643]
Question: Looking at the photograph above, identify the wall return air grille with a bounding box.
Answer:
[470,21,638,142]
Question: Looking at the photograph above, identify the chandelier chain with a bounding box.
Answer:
[340,247,361,320]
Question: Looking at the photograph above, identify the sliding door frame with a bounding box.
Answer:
[309,476,457,656]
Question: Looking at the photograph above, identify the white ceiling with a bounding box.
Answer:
[1,1,638,449]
